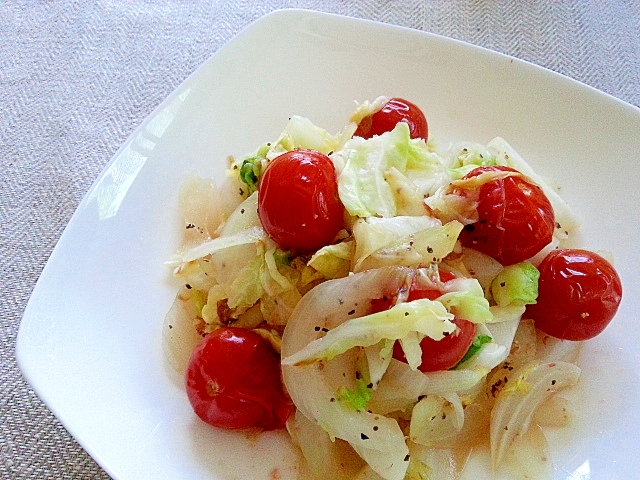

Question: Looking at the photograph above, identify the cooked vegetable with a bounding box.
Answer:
[526,249,622,340]
[353,97,429,140]
[163,97,623,480]
[185,327,293,430]
[258,149,344,252]
[458,166,556,266]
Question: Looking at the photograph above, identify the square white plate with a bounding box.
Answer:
[17,9,640,480]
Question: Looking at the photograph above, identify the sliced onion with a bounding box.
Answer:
[498,423,553,480]
[368,359,488,415]
[281,266,413,480]
[490,360,581,468]
[409,393,464,445]
[162,287,203,379]
[286,409,364,480]
[534,330,583,363]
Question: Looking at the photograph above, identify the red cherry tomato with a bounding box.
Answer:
[258,149,344,253]
[526,249,622,341]
[458,166,555,266]
[185,327,293,430]
[354,97,428,140]
[369,270,476,372]
[392,275,476,372]
[392,318,476,372]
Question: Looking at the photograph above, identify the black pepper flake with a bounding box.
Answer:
[500,282,506,287]
[338,298,344,305]
[314,326,321,331]
[360,433,369,440]
[321,327,329,333]
[185,284,192,289]
[355,371,362,380]
[348,309,356,315]
[185,223,196,229]
[373,425,379,431]
[427,246,433,253]
[551,379,557,385]
[404,454,410,462]
[330,397,335,402]
[240,208,245,214]
[168,324,173,329]
[367,383,373,389]
[239,187,245,196]
[443,331,450,337]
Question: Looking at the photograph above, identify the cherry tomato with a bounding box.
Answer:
[458,166,555,266]
[185,327,293,430]
[354,97,428,140]
[392,275,476,372]
[392,318,476,372]
[258,149,344,253]
[526,249,622,341]
[369,270,476,372]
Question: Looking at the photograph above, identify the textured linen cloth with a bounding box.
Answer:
[1,1,639,478]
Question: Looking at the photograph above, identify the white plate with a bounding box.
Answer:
[17,9,640,480]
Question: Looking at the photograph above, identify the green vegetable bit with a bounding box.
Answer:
[491,261,540,307]
[454,334,493,369]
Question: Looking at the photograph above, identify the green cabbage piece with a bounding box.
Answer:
[336,378,372,412]
[267,115,354,158]
[307,241,354,279]
[282,298,456,367]
[437,277,493,324]
[454,334,493,369]
[332,122,447,218]
[491,262,540,307]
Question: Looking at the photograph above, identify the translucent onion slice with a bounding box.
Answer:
[368,360,488,415]
[409,393,464,445]
[177,226,266,263]
[281,266,414,480]
[490,360,581,469]
[487,137,580,243]
[498,423,553,480]
[286,409,364,480]
[162,287,203,379]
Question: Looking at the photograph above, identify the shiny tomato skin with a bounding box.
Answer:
[526,249,622,341]
[458,166,555,266]
[354,97,428,140]
[185,327,293,430]
[258,149,344,253]
[392,276,476,372]
[392,318,477,372]
[371,270,476,372]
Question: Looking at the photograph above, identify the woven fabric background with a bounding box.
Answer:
[1,1,639,478]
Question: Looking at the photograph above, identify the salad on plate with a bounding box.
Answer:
[163,97,622,479]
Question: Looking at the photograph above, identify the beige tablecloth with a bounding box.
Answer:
[2,1,639,478]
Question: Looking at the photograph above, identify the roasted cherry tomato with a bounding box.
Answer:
[258,149,344,253]
[392,318,476,372]
[354,97,428,140]
[185,327,293,430]
[526,249,622,341]
[392,274,476,372]
[458,166,555,266]
[370,270,477,372]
